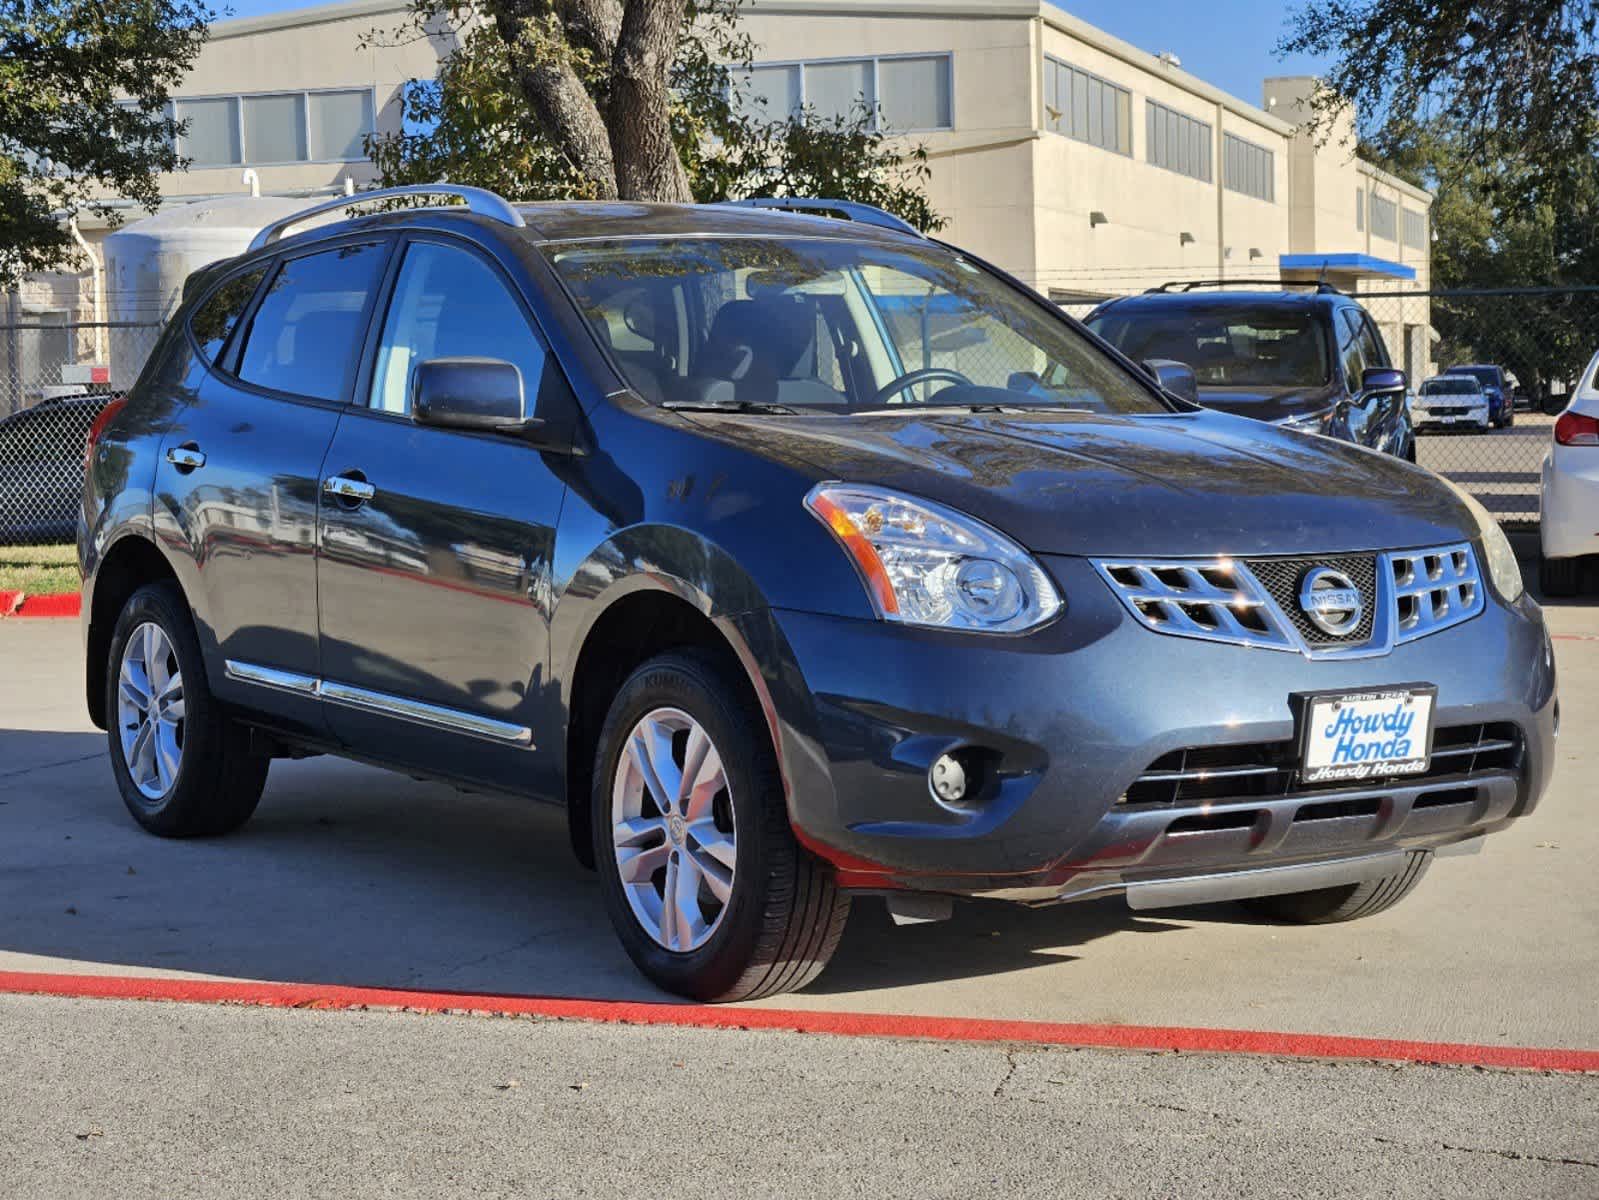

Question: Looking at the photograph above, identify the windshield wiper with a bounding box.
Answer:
[660,399,799,415]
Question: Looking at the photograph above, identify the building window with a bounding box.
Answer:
[732,55,953,132]
[878,56,953,132]
[310,90,376,160]
[1369,193,1398,241]
[174,97,241,167]
[1222,133,1274,202]
[806,60,874,122]
[172,88,375,167]
[1145,100,1211,182]
[1402,207,1427,250]
[1356,187,1364,231]
[1044,57,1131,155]
[243,94,306,165]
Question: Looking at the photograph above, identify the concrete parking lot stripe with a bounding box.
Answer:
[1,970,1594,1073]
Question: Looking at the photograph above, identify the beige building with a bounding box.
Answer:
[9,0,1435,385]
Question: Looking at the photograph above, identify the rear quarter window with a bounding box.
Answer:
[189,267,267,364]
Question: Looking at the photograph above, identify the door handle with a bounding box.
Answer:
[165,444,206,471]
[323,472,376,505]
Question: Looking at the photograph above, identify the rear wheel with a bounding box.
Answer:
[592,649,850,1001]
[1540,554,1583,597]
[106,582,269,837]
[1240,851,1430,923]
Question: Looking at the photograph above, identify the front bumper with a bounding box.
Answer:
[743,555,1557,902]
[1415,405,1490,429]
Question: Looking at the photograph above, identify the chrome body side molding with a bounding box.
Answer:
[223,660,533,747]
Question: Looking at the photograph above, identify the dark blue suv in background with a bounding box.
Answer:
[1086,283,1416,460]
[80,187,1551,1001]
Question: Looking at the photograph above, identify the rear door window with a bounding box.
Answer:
[234,241,388,402]
[189,267,266,364]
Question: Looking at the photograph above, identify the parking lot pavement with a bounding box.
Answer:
[1414,411,1551,522]
[2,993,1595,1200]
[1,595,1596,1052]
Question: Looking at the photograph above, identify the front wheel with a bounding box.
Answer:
[1540,554,1583,597]
[106,582,269,837]
[1240,851,1430,923]
[592,649,850,1001]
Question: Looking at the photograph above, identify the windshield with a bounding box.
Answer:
[1448,366,1498,388]
[547,237,1165,414]
[1087,305,1332,389]
[1422,378,1481,395]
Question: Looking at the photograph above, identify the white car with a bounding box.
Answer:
[1414,375,1491,432]
[1540,350,1599,594]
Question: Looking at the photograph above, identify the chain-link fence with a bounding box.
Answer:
[0,321,163,547]
[1056,280,1599,530]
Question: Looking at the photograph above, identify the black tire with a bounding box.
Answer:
[1240,851,1430,924]
[1540,554,1583,597]
[591,649,850,1001]
[105,581,269,837]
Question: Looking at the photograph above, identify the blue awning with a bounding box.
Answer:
[1278,253,1416,281]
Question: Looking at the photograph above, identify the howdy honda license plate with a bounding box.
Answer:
[1298,686,1436,784]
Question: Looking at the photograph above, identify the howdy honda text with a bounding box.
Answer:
[1299,687,1436,784]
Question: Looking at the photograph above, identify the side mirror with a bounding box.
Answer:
[412,357,544,435]
[1141,358,1200,405]
[1360,366,1407,395]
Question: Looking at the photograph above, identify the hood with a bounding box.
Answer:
[1192,383,1340,424]
[683,407,1475,558]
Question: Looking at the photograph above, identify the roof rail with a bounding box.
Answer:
[719,197,922,236]
[246,184,525,252]
[1144,279,1342,295]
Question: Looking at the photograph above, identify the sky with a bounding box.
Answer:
[212,0,1329,110]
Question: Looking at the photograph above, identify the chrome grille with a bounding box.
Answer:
[1388,544,1484,643]
[1245,554,1378,646]
[1120,722,1523,806]
[1091,559,1295,651]
[1094,543,1485,658]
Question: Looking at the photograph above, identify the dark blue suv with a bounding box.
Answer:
[79,187,1552,1000]
[1444,363,1515,429]
[1086,284,1416,460]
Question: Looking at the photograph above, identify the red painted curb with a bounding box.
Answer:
[0,589,20,617]
[11,591,81,618]
[1,970,1594,1073]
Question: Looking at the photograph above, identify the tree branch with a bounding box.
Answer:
[482,0,619,198]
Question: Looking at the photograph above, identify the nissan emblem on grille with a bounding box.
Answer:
[1298,567,1364,637]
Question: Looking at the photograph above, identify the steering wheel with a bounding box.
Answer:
[870,367,974,406]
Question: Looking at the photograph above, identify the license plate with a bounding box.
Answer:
[1298,687,1436,784]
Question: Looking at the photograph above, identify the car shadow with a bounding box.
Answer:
[0,729,1222,1005]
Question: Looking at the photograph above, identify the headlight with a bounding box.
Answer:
[1441,478,1524,602]
[805,483,1062,633]
[1277,410,1328,435]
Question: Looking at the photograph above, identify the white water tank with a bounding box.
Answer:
[102,196,311,389]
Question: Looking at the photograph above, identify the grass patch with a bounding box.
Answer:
[0,543,79,595]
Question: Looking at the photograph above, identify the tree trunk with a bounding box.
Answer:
[607,0,692,202]
[484,0,620,199]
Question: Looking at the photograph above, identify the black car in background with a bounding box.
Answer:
[0,393,116,543]
[1443,363,1515,428]
[1085,284,1415,460]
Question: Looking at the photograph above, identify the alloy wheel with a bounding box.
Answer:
[116,621,185,801]
[610,706,737,953]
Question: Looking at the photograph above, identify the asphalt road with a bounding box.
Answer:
[1414,410,1551,522]
[2,993,1595,1200]
[1,601,1595,1046]
[1,577,1596,1197]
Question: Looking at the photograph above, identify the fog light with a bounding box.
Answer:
[929,753,968,805]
